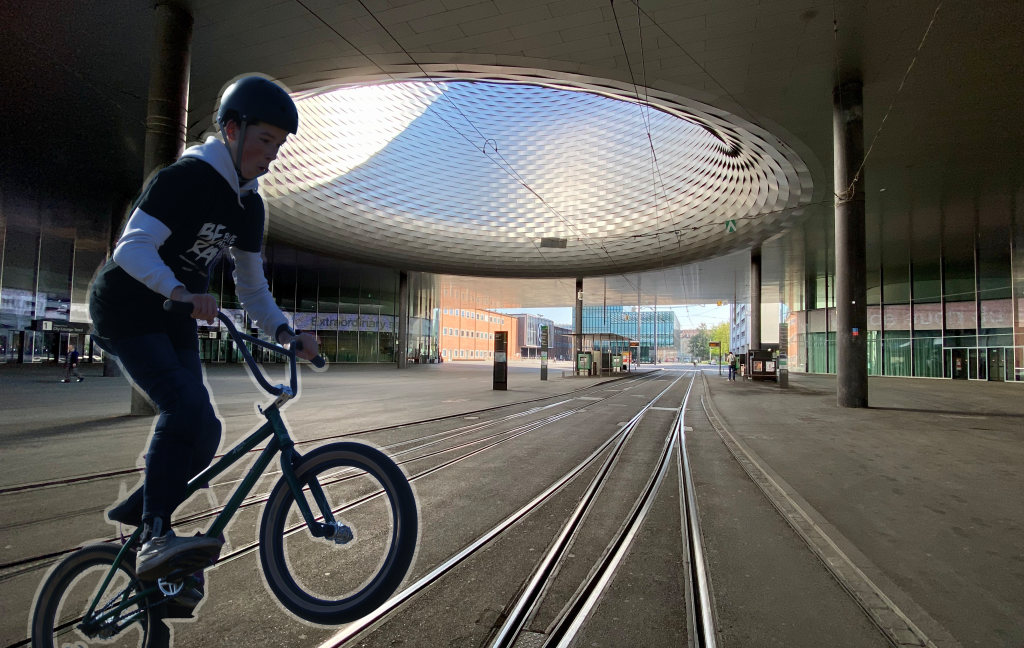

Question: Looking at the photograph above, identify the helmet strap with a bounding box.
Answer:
[232,119,249,179]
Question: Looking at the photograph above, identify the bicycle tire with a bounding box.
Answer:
[259,442,418,624]
[31,543,170,648]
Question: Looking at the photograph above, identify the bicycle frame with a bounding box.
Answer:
[81,310,334,633]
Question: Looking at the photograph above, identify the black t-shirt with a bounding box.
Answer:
[90,157,265,341]
[67,350,79,366]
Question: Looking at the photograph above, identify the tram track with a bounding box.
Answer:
[0,373,662,579]
[316,372,692,648]
[0,371,654,497]
[493,372,705,648]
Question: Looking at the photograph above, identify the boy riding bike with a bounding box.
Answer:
[90,77,318,607]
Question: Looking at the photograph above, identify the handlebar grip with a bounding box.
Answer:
[164,300,195,314]
[293,339,327,368]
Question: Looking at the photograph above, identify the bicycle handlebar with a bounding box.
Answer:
[163,300,325,397]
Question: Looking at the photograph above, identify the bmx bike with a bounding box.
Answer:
[30,301,418,647]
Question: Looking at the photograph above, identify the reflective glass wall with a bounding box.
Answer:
[207,242,439,364]
[0,180,115,364]
[790,198,1023,382]
[580,306,679,362]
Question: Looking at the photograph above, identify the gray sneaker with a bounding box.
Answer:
[136,531,222,581]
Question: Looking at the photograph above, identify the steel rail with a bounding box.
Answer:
[315,375,684,648]
[539,372,697,648]
[683,375,718,648]
[0,371,657,496]
[1,374,662,576]
[488,372,689,648]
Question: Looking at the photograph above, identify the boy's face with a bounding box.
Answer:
[224,121,289,180]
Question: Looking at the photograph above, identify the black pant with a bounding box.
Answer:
[112,332,221,524]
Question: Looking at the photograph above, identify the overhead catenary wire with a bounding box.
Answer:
[298,0,626,301]
[833,1,943,204]
[610,0,672,265]
[343,0,664,303]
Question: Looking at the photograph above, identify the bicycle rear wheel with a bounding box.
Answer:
[259,442,418,625]
[31,544,170,648]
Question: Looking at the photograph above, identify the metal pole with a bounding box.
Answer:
[575,278,583,372]
[637,276,642,364]
[398,271,409,369]
[653,296,658,364]
[833,80,869,407]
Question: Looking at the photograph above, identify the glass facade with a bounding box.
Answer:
[579,306,679,362]
[203,242,439,364]
[791,226,1023,382]
[0,189,440,365]
[1,183,114,364]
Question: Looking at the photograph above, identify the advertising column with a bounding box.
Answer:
[540,325,549,381]
[779,322,789,388]
[494,331,508,390]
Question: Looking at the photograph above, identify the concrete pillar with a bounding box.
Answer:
[750,247,762,351]
[833,80,869,408]
[574,278,583,360]
[144,2,193,182]
[130,1,193,416]
[398,271,409,369]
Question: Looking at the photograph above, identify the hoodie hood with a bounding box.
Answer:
[180,136,262,207]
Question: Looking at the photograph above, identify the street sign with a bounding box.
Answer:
[725,220,737,233]
[708,341,721,348]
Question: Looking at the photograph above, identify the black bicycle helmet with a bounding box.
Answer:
[217,76,299,134]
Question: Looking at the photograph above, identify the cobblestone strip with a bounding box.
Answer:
[699,375,936,648]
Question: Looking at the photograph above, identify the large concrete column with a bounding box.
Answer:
[397,271,409,369]
[574,278,583,360]
[833,80,868,408]
[129,1,193,416]
[144,2,193,182]
[750,247,762,351]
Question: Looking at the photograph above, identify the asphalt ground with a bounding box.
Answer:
[0,362,665,647]
[685,374,891,648]
[703,371,1024,648]
[4,362,1019,648]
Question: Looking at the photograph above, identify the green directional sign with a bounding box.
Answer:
[725,220,738,233]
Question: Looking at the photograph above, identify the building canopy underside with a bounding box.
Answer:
[258,77,816,277]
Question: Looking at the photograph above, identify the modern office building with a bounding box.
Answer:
[579,306,678,363]
[552,324,573,362]
[438,295,517,361]
[729,302,781,357]
[505,314,555,359]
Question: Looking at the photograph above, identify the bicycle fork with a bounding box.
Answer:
[265,406,353,545]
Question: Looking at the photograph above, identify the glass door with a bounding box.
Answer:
[987,348,1004,382]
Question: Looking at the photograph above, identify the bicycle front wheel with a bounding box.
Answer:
[31,543,169,648]
[259,442,418,625]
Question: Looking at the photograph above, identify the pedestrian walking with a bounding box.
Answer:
[62,344,83,383]
[726,352,735,380]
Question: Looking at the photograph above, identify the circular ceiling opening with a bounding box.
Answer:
[262,78,813,277]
